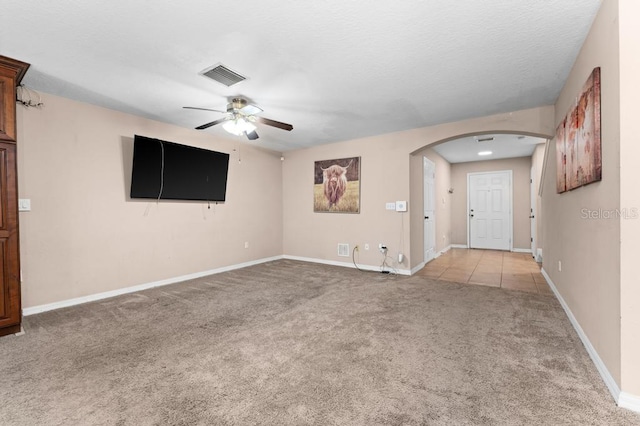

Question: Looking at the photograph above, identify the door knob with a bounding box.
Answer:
[424,216,429,219]
[529,215,535,218]
[470,214,474,218]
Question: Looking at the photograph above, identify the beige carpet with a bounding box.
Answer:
[1,260,638,425]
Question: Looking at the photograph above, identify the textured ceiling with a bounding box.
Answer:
[1,1,601,152]
[432,134,547,164]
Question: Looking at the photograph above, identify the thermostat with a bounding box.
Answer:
[396,201,407,212]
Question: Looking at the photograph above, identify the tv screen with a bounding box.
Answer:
[130,135,230,201]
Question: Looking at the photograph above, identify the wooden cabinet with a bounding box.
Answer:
[0,55,29,337]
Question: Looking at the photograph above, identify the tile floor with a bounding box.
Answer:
[417,248,554,295]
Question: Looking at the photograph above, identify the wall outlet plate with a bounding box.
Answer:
[18,199,31,212]
[395,200,407,212]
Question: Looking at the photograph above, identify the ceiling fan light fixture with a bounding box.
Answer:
[222,117,256,136]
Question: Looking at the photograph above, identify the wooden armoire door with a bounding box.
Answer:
[0,55,29,337]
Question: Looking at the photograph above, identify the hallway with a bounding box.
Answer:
[417,248,553,295]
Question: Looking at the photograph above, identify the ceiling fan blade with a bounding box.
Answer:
[255,116,293,131]
[195,116,230,130]
[246,130,259,140]
[183,106,226,113]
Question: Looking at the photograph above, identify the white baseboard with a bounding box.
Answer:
[414,245,453,273]
[450,244,468,249]
[23,255,284,316]
[413,245,452,274]
[512,248,533,254]
[283,255,412,276]
[540,268,624,407]
[411,262,426,275]
[436,245,452,258]
[619,392,640,413]
[536,248,543,262]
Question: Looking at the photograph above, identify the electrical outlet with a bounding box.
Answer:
[244,242,249,249]
[364,243,370,250]
[18,199,31,212]
[354,245,359,251]
[379,243,387,253]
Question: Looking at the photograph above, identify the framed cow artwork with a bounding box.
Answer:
[313,157,361,213]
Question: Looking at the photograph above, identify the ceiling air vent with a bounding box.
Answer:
[200,64,247,87]
[476,137,494,142]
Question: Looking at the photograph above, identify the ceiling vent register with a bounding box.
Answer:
[200,64,247,87]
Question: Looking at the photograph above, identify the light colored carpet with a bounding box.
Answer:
[1,260,638,425]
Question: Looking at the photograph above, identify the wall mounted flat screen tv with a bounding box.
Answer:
[130,135,230,201]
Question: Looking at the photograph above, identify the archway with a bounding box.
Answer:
[407,125,553,273]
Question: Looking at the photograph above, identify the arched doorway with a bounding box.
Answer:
[408,128,552,274]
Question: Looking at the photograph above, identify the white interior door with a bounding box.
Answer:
[468,171,511,250]
[530,167,537,257]
[424,157,436,263]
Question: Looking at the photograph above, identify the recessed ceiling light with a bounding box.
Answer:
[478,151,493,156]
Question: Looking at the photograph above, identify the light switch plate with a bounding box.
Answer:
[386,202,396,210]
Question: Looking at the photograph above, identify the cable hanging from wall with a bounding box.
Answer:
[156,141,165,204]
[16,84,44,108]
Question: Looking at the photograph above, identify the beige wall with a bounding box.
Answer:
[284,136,413,271]
[542,0,622,387]
[15,97,555,312]
[17,92,284,308]
[283,106,554,272]
[449,157,532,250]
[619,0,640,396]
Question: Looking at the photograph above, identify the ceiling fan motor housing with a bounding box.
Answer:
[228,98,248,112]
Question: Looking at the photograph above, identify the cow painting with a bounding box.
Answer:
[322,160,352,209]
[314,157,360,213]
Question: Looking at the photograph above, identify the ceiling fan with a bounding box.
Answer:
[184,97,293,141]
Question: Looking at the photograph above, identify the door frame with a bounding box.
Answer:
[423,156,436,263]
[530,166,537,257]
[466,170,513,251]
